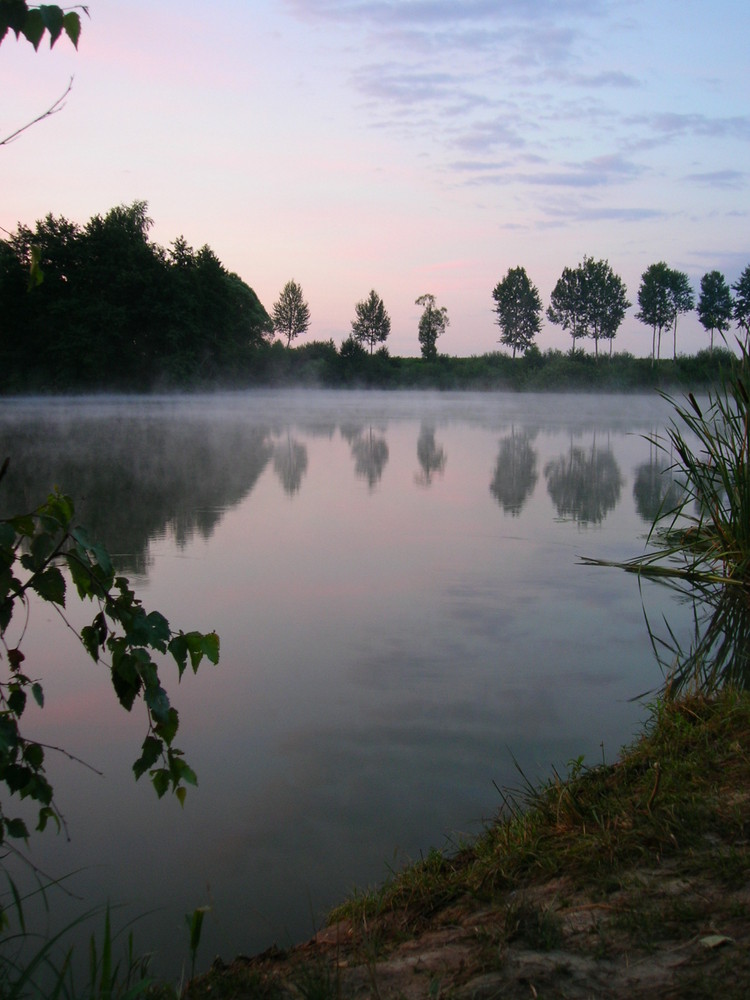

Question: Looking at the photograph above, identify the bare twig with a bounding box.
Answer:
[0,76,73,146]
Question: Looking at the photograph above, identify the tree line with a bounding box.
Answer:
[275,262,749,365]
[3,203,750,391]
[0,201,273,388]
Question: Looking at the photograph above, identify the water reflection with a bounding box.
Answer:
[415,424,446,487]
[648,581,750,696]
[273,434,309,495]
[544,436,622,525]
[0,413,273,573]
[348,425,389,488]
[632,439,685,523]
[489,427,538,516]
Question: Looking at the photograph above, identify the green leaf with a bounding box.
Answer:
[202,632,220,666]
[36,806,60,834]
[133,736,163,780]
[7,689,26,717]
[40,4,64,47]
[154,707,179,747]
[23,743,44,769]
[21,9,44,49]
[30,565,66,606]
[168,634,188,678]
[144,684,170,725]
[62,11,80,48]
[0,522,15,547]
[151,769,170,799]
[5,817,29,840]
[80,624,100,661]
[176,786,187,807]
[31,683,44,708]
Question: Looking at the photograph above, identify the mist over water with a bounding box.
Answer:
[0,390,694,980]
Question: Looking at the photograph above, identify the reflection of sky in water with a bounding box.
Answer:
[0,391,696,979]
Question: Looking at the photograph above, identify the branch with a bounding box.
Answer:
[0,76,73,146]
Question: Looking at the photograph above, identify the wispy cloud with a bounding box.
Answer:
[684,170,746,189]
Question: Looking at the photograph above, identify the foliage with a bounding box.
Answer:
[350,289,391,355]
[733,264,750,349]
[272,280,310,348]
[0,468,220,851]
[491,266,542,358]
[415,293,449,360]
[0,2,86,50]
[636,261,675,363]
[666,268,694,360]
[0,203,272,388]
[546,264,587,351]
[578,256,630,358]
[698,270,734,352]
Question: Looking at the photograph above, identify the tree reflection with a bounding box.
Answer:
[545,437,622,524]
[0,414,273,573]
[633,441,684,523]
[349,426,389,488]
[415,424,446,487]
[489,426,538,515]
[273,433,308,495]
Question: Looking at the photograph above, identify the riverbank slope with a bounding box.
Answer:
[184,689,750,999]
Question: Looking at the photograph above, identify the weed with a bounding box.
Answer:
[504,898,563,951]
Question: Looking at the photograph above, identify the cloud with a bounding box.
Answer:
[684,170,746,189]
[629,113,750,145]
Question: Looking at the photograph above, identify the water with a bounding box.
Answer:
[0,389,693,981]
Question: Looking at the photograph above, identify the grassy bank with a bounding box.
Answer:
[183,688,750,999]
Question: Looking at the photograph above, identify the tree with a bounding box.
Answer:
[698,270,733,352]
[492,266,542,358]
[415,293,449,360]
[732,264,750,349]
[0,473,220,851]
[580,256,630,358]
[272,279,310,348]
[351,289,391,354]
[667,269,694,360]
[547,265,587,353]
[636,262,674,364]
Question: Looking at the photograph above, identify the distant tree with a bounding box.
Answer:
[351,289,391,354]
[698,270,733,352]
[547,265,587,353]
[666,269,694,359]
[272,279,310,347]
[732,264,750,349]
[492,266,542,358]
[581,256,630,358]
[636,262,674,364]
[415,293,449,360]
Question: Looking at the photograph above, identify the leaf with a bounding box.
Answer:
[202,632,220,666]
[7,648,25,671]
[62,11,80,48]
[0,522,15,547]
[144,683,170,725]
[30,565,66,606]
[80,624,100,661]
[151,769,170,799]
[133,736,163,780]
[31,683,44,708]
[21,9,44,49]
[176,786,187,807]
[154,707,179,747]
[5,817,29,840]
[8,689,26,717]
[40,4,64,47]
[23,743,44,769]
[36,806,60,834]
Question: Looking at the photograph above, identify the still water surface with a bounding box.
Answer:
[0,390,693,978]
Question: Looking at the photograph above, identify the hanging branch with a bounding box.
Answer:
[0,76,73,146]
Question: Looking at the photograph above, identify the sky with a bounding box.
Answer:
[2,0,749,358]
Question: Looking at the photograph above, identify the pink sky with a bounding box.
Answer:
[2,1,749,357]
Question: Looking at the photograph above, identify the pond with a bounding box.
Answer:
[0,389,694,982]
